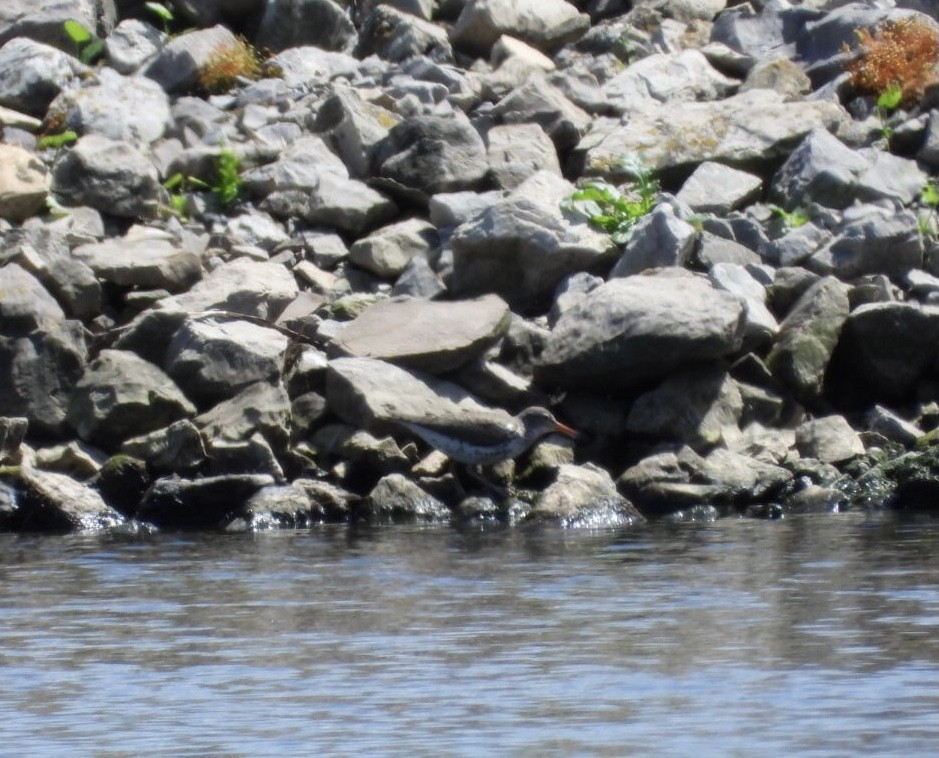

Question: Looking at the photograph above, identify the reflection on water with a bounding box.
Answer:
[1,513,937,756]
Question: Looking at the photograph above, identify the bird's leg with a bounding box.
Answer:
[463,464,509,500]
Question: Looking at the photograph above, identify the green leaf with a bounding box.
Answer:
[144,1,175,23]
[79,38,104,64]
[37,130,78,150]
[923,182,939,208]
[162,173,185,191]
[877,83,903,111]
[63,19,92,44]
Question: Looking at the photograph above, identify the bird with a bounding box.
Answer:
[397,406,578,467]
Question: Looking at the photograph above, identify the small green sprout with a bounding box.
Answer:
[63,19,104,64]
[919,180,939,238]
[876,82,903,146]
[37,130,78,150]
[769,205,810,231]
[562,154,660,244]
[161,150,243,218]
[144,2,175,34]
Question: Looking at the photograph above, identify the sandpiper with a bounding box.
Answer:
[398,406,578,466]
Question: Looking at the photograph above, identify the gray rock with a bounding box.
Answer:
[451,0,590,55]
[348,217,438,278]
[836,302,939,404]
[312,88,399,179]
[195,380,292,453]
[52,68,171,145]
[165,317,289,404]
[362,473,450,523]
[0,0,116,49]
[327,356,514,432]
[575,89,846,177]
[137,473,274,529]
[240,136,347,197]
[12,233,102,319]
[67,349,196,449]
[796,415,864,464]
[626,365,744,450]
[536,270,747,391]
[33,439,106,478]
[695,232,761,268]
[357,0,434,20]
[335,294,510,374]
[708,262,778,345]
[72,232,202,293]
[255,0,357,53]
[450,171,616,313]
[5,467,124,532]
[428,190,503,228]
[759,222,832,268]
[0,327,87,436]
[391,256,447,299]
[0,262,67,334]
[356,4,452,62]
[740,56,811,99]
[0,37,85,117]
[608,204,697,277]
[51,134,162,219]
[676,161,762,215]
[528,463,644,527]
[601,50,737,112]
[771,129,927,210]
[0,143,49,222]
[105,18,163,74]
[371,112,488,201]
[766,275,850,400]
[205,432,285,481]
[145,24,241,94]
[121,418,207,473]
[698,447,793,501]
[807,207,923,280]
[222,211,289,253]
[486,123,561,190]
[489,74,590,153]
[0,416,28,463]
[302,173,399,235]
[617,449,716,516]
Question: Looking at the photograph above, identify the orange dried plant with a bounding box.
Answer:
[845,17,939,106]
[197,36,264,95]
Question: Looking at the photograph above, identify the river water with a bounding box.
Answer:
[1,511,937,756]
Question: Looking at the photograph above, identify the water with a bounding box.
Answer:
[1,512,937,756]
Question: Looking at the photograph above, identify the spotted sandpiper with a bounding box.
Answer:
[398,406,578,466]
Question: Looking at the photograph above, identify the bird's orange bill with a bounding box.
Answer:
[552,421,579,439]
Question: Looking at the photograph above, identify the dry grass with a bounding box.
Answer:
[197,37,264,95]
[845,17,939,106]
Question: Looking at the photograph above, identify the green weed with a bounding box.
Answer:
[37,130,78,150]
[144,1,175,33]
[162,149,243,217]
[562,155,660,244]
[769,205,810,231]
[63,19,103,64]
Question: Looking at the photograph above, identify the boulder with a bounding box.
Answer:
[0,143,49,222]
[451,0,590,55]
[121,419,207,474]
[795,415,865,464]
[361,473,451,523]
[72,233,202,293]
[356,4,453,62]
[536,270,747,390]
[450,171,616,313]
[312,88,399,179]
[0,417,28,463]
[104,19,163,75]
[195,380,292,453]
[574,88,845,178]
[489,75,590,153]
[528,463,644,527]
[608,204,698,278]
[371,112,488,201]
[2,467,124,532]
[137,473,274,529]
[255,0,357,54]
[766,275,850,401]
[348,217,438,278]
[486,123,561,190]
[51,134,162,219]
[0,263,67,334]
[67,349,196,449]
[303,173,398,236]
[676,161,762,215]
[0,37,85,117]
[165,317,289,405]
[145,24,241,94]
[335,295,510,374]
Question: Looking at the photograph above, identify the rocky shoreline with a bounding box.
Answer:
[3,0,939,533]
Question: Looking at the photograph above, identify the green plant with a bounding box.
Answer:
[920,180,939,237]
[197,36,265,94]
[562,155,660,244]
[144,1,175,34]
[769,205,810,231]
[162,149,243,217]
[63,19,104,64]
[37,130,78,150]
[875,82,903,145]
